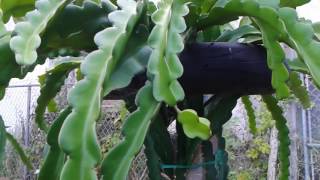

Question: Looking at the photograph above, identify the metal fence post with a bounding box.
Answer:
[301,75,311,180]
[302,108,310,180]
[24,85,32,180]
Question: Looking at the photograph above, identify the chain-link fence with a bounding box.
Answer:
[0,83,148,180]
[303,78,320,180]
[1,80,320,179]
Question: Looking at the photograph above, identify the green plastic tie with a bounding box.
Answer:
[160,161,215,169]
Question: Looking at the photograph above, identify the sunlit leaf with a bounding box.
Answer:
[177,109,212,140]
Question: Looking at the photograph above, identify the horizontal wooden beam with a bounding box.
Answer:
[106,42,273,99]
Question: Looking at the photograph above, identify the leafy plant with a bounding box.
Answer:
[0,0,319,179]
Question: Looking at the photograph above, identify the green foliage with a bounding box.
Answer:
[147,0,188,106]
[174,95,204,179]
[216,25,260,42]
[0,0,35,22]
[233,171,252,180]
[197,26,221,42]
[35,60,80,132]
[102,29,150,96]
[287,58,310,74]
[278,8,320,88]
[0,34,45,100]
[205,95,239,136]
[38,107,71,180]
[10,0,71,65]
[255,21,290,98]
[225,98,273,179]
[5,132,33,170]
[0,0,319,179]
[313,22,320,40]
[205,95,239,179]
[0,11,7,37]
[280,0,310,8]
[58,1,146,179]
[246,138,270,159]
[144,135,162,180]
[198,0,320,98]
[262,95,290,180]
[146,110,174,178]
[0,116,6,162]
[40,1,116,53]
[177,109,212,140]
[287,72,311,108]
[241,96,257,135]
[101,83,160,180]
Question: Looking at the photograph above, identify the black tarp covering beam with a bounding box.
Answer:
[107,42,273,99]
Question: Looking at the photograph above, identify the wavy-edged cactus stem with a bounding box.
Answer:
[198,0,287,35]
[241,96,257,135]
[0,0,35,22]
[199,0,320,95]
[253,20,290,99]
[40,0,116,53]
[0,34,46,100]
[144,135,162,180]
[35,60,80,133]
[287,72,311,109]
[58,1,145,179]
[197,0,291,98]
[147,0,189,106]
[38,107,71,180]
[101,83,161,180]
[10,0,71,65]
[205,94,239,136]
[177,109,212,140]
[278,8,320,88]
[262,95,290,180]
[280,0,310,8]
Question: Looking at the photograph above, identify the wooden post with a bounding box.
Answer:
[268,127,278,180]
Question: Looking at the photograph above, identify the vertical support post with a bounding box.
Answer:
[305,77,315,180]
[307,110,315,180]
[302,75,310,180]
[25,85,31,147]
[302,108,310,180]
[24,85,32,180]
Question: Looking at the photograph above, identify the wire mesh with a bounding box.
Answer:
[1,80,319,179]
[306,78,320,180]
[0,84,148,180]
